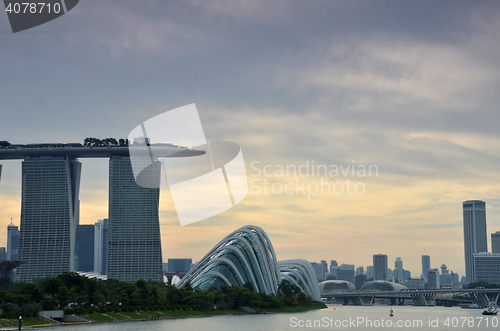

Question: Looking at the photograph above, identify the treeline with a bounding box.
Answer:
[0,141,10,148]
[0,272,314,318]
[83,137,128,147]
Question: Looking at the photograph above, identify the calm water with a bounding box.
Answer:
[41,305,499,330]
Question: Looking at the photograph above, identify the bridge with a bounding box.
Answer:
[322,289,500,306]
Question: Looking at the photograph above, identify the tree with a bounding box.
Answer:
[93,291,105,306]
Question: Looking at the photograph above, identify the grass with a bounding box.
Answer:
[0,316,51,328]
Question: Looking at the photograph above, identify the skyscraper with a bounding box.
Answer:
[373,254,388,281]
[426,268,440,289]
[394,257,404,282]
[94,219,108,275]
[320,260,328,280]
[463,200,487,283]
[491,231,500,254]
[6,222,19,261]
[329,260,338,278]
[16,157,81,282]
[421,255,430,280]
[75,224,95,272]
[107,156,162,282]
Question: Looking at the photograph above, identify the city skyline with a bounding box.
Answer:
[1,1,500,280]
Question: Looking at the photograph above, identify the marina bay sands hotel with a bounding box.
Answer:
[0,142,202,283]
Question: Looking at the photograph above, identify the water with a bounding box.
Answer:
[41,305,499,330]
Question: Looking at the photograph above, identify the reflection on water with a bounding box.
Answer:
[42,305,499,331]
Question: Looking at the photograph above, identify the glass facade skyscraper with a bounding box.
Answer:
[463,200,487,283]
[75,224,95,272]
[421,255,430,280]
[373,254,388,281]
[7,224,19,261]
[16,157,81,282]
[94,219,108,275]
[107,156,162,282]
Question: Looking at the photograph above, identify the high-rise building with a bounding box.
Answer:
[16,157,81,282]
[107,156,162,282]
[167,259,192,273]
[0,247,6,261]
[337,264,355,284]
[356,266,364,276]
[311,262,323,281]
[320,260,328,280]
[427,268,440,289]
[373,254,388,281]
[394,257,404,282]
[329,260,338,278]
[6,222,19,261]
[421,255,430,280]
[491,231,500,254]
[366,266,374,280]
[94,219,108,275]
[463,200,487,283]
[75,225,94,272]
[473,252,500,285]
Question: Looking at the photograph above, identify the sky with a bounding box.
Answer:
[1,0,500,279]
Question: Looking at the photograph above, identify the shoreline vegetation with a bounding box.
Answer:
[0,272,326,328]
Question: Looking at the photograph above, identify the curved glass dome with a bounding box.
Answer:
[360,280,408,291]
[279,260,322,302]
[318,280,355,293]
[176,225,281,295]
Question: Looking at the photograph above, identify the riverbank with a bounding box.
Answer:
[0,316,52,328]
[0,303,326,327]
[80,302,327,323]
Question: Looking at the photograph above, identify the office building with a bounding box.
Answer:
[94,219,108,275]
[168,259,192,273]
[329,260,338,278]
[463,200,487,282]
[0,247,5,261]
[6,223,19,261]
[16,157,81,282]
[421,255,430,280]
[336,264,355,284]
[107,156,162,282]
[366,266,374,280]
[311,262,323,281]
[427,268,440,289]
[394,257,404,282]
[373,254,388,281]
[75,225,94,272]
[473,252,500,285]
[320,260,328,280]
[403,270,411,279]
[356,266,364,276]
[491,231,500,254]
